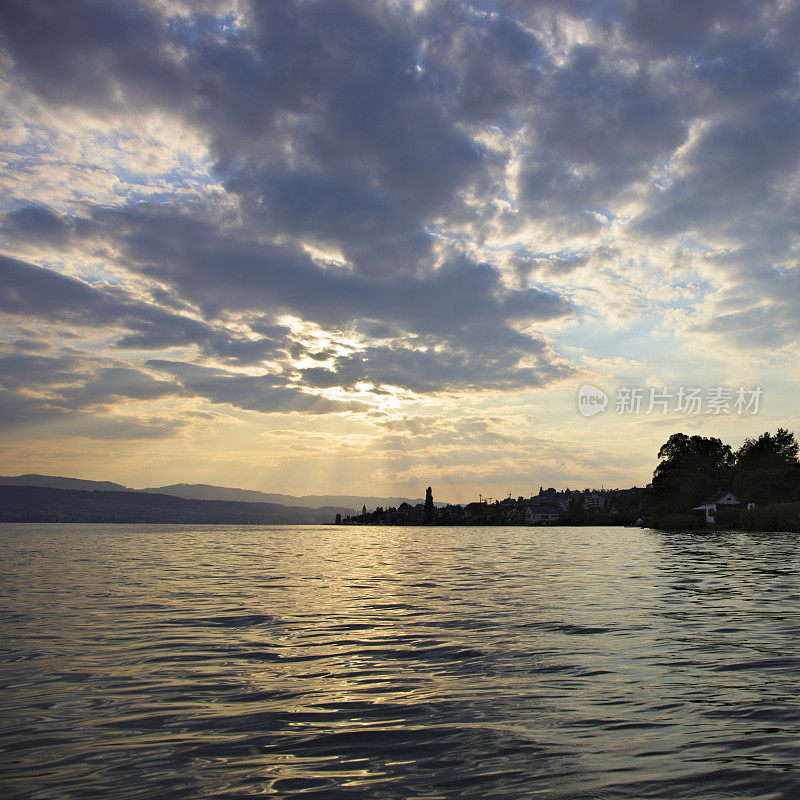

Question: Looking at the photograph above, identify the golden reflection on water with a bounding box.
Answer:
[1,523,799,798]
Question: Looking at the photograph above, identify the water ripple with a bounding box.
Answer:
[1,523,799,799]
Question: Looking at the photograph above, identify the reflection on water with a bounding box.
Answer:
[1,524,799,798]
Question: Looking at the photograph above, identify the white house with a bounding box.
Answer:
[525,505,560,525]
[583,492,609,512]
[692,491,740,525]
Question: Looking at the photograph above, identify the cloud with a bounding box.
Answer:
[1,204,74,245]
[0,252,292,366]
[632,96,800,240]
[0,346,190,438]
[621,0,777,57]
[146,359,371,415]
[2,203,573,394]
[521,44,687,212]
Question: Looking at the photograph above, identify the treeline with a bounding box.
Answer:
[644,428,800,530]
[343,486,644,526]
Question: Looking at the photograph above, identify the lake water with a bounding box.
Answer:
[1,524,799,799]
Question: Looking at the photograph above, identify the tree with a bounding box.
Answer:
[734,429,800,505]
[424,486,435,523]
[567,497,586,525]
[645,433,735,518]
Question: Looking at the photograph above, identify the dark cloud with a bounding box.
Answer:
[1,253,120,322]
[420,3,543,123]
[632,96,800,238]
[0,350,178,401]
[518,45,688,221]
[147,359,371,415]
[1,0,486,275]
[106,205,569,334]
[301,335,569,395]
[0,252,291,366]
[106,208,573,390]
[539,46,685,169]
[692,306,788,348]
[0,348,189,438]
[5,336,52,353]
[2,202,573,393]
[622,0,776,57]
[0,0,185,111]
[0,385,190,439]
[1,205,74,245]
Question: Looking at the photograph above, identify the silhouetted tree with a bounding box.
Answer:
[424,486,435,523]
[645,433,735,517]
[610,488,644,525]
[734,429,800,505]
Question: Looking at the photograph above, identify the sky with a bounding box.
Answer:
[1,0,799,502]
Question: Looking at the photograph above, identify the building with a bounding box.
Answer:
[692,491,740,524]
[465,501,491,522]
[583,493,609,512]
[525,505,560,525]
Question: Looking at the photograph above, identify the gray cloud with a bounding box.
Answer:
[2,203,573,393]
[0,253,292,366]
[301,334,569,395]
[0,386,191,439]
[621,0,777,57]
[0,347,189,438]
[632,96,800,239]
[1,204,74,245]
[146,359,371,415]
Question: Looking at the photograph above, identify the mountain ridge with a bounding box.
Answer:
[0,474,133,492]
[0,475,436,511]
[0,485,344,524]
[139,483,429,508]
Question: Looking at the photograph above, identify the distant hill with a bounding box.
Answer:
[0,474,133,492]
[0,475,444,514]
[141,483,428,509]
[0,486,341,524]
